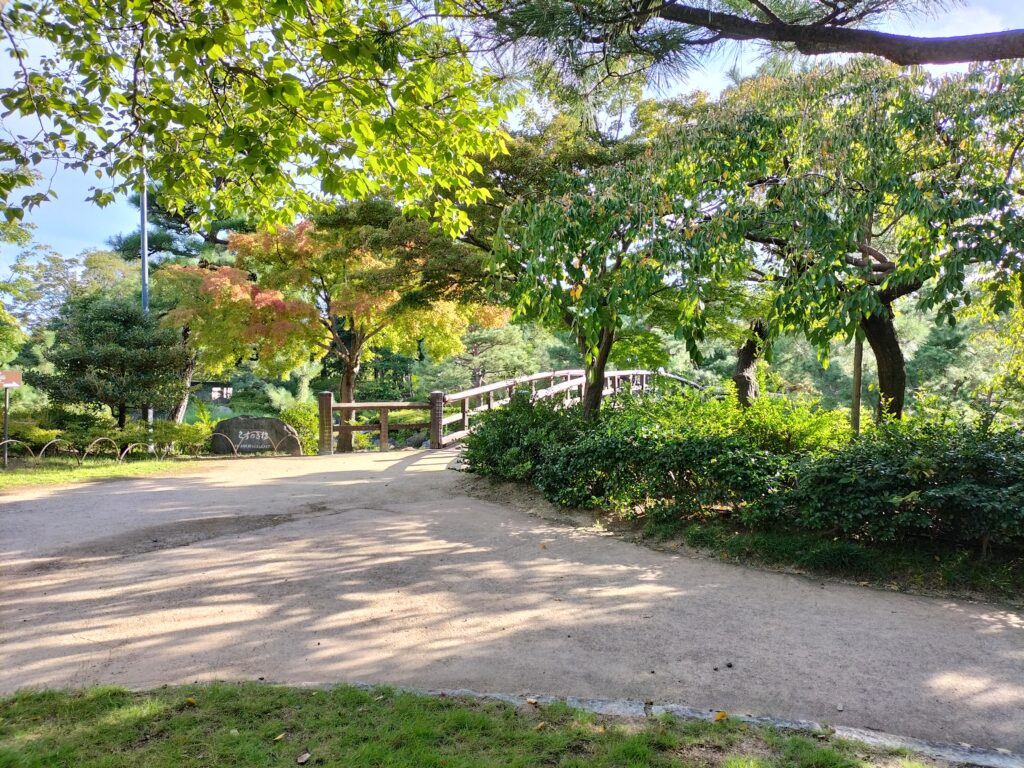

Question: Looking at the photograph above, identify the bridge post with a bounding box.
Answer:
[318,391,335,455]
[429,391,445,449]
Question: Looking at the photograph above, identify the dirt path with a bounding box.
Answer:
[1,450,1022,753]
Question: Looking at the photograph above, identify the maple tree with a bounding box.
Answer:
[154,265,318,422]
[230,201,493,448]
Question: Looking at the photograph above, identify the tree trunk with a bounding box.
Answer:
[337,352,360,452]
[861,304,906,420]
[171,355,197,424]
[117,404,127,429]
[732,319,768,408]
[581,328,615,420]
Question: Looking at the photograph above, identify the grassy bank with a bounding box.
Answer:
[656,519,1024,605]
[0,456,200,491]
[0,683,938,768]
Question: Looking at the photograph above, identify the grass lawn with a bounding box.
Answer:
[0,456,200,491]
[0,683,938,768]
[653,519,1024,605]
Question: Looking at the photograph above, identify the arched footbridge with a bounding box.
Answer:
[317,368,698,454]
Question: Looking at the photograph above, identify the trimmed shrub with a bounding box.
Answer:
[792,418,1024,550]
[464,386,1024,553]
[280,402,318,455]
[462,393,586,482]
[6,421,62,451]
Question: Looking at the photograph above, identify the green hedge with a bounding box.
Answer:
[463,390,1024,553]
[791,417,1024,549]
[280,402,318,455]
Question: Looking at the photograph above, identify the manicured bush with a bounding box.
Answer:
[280,402,318,455]
[6,421,62,451]
[465,386,1024,555]
[792,417,1024,551]
[462,393,586,482]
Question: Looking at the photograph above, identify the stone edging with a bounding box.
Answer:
[342,683,1023,768]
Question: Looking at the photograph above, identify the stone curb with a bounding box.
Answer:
[342,682,1023,768]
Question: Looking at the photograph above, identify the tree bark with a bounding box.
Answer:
[171,355,196,424]
[337,355,359,452]
[651,4,1024,65]
[581,327,614,420]
[117,404,127,429]
[171,326,195,425]
[860,304,906,421]
[732,319,768,408]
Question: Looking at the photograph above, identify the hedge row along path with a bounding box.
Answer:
[1,450,1021,755]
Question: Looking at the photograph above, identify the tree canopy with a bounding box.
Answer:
[229,200,496,444]
[0,0,509,233]
[29,291,190,427]
[642,60,1024,417]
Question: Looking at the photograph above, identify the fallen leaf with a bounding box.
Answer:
[539,543,547,550]
[273,732,287,742]
[526,698,538,707]
[184,697,197,707]
[713,711,728,722]
[296,751,311,765]
[534,721,547,731]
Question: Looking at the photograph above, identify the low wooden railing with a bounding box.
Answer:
[318,368,688,454]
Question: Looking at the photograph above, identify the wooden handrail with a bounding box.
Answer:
[332,401,429,410]
[531,376,586,400]
[444,370,584,401]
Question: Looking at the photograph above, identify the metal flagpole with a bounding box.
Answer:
[141,165,153,426]
[140,167,149,315]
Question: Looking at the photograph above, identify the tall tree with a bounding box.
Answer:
[155,265,319,422]
[230,202,490,448]
[0,0,508,234]
[494,153,741,418]
[5,247,136,329]
[108,188,251,262]
[654,60,1024,418]
[31,292,190,427]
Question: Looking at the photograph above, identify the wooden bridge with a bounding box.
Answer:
[317,368,694,454]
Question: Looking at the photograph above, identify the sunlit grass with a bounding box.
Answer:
[0,684,946,768]
[0,456,200,491]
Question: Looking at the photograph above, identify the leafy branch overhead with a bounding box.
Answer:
[0,0,510,233]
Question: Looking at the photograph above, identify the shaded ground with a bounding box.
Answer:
[1,450,1022,753]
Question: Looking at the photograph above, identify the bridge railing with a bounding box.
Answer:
[318,368,685,454]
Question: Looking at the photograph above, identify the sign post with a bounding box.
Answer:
[0,370,23,468]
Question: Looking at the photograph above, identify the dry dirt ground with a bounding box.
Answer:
[1,450,1022,753]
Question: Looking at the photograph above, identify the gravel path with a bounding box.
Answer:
[2,450,1021,752]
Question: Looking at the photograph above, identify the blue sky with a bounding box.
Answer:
[2,1,1024,269]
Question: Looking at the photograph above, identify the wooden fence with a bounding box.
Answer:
[317,368,696,454]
